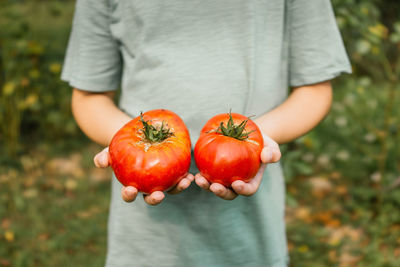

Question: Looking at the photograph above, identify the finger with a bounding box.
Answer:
[231,165,266,196]
[231,180,258,196]
[272,149,282,162]
[271,147,281,162]
[194,173,211,191]
[94,147,110,168]
[186,173,195,182]
[168,176,192,195]
[261,134,281,163]
[209,183,238,200]
[260,147,273,164]
[261,147,281,163]
[144,191,165,206]
[121,186,138,202]
[165,173,194,194]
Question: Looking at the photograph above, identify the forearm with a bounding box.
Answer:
[254,81,332,144]
[71,89,132,146]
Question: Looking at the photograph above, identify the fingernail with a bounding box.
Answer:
[237,185,243,191]
[101,154,108,165]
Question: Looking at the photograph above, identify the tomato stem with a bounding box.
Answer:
[140,112,174,143]
[216,110,255,141]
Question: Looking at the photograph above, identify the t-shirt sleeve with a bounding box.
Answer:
[288,0,352,87]
[61,0,121,92]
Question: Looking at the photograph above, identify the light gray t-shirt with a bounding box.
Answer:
[62,0,351,266]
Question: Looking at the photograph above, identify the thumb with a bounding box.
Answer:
[261,146,281,163]
[94,147,110,168]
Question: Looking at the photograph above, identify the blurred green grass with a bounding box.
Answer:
[1,0,400,266]
[0,143,110,267]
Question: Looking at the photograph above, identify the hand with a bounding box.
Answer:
[194,134,281,200]
[94,147,194,205]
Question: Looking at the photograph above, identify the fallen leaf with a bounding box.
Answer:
[77,211,92,219]
[294,206,313,223]
[1,219,11,229]
[329,228,345,246]
[309,177,333,198]
[328,226,363,246]
[38,233,49,241]
[49,63,61,74]
[23,188,38,199]
[65,179,78,190]
[20,155,37,171]
[77,205,101,219]
[297,245,309,253]
[0,174,9,184]
[46,156,84,178]
[339,252,361,267]
[326,219,341,228]
[7,170,18,179]
[23,176,36,187]
[4,231,14,242]
[394,248,400,258]
[70,153,83,163]
[330,172,342,179]
[90,168,111,183]
[288,186,298,194]
[20,77,30,87]
[0,258,10,266]
[45,179,63,191]
[329,250,338,262]
[314,211,334,224]
[336,186,348,195]
[2,82,15,96]
[390,225,400,231]
[346,227,363,242]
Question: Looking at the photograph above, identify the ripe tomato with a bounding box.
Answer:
[109,109,191,194]
[194,112,263,187]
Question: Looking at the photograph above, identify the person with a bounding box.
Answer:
[62,0,351,266]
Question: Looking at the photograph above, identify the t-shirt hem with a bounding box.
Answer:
[290,64,352,87]
[61,74,119,92]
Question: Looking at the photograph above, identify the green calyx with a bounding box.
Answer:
[140,112,173,143]
[216,111,254,141]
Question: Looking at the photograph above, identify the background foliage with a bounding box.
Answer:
[0,0,399,266]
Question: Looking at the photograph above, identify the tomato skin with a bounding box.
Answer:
[109,109,191,194]
[194,113,263,187]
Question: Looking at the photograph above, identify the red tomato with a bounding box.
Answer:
[109,109,191,194]
[194,112,263,187]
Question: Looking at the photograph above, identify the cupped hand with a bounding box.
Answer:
[194,134,281,200]
[94,147,194,205]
